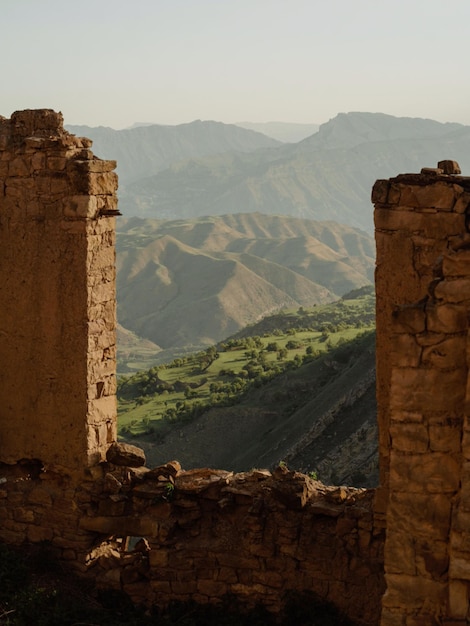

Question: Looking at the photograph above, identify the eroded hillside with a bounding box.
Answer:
[118,291,377,488]
[116,213,374,351]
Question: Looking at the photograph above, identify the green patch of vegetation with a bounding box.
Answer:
[117,291,375,441]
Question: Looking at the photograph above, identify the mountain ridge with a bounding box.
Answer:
[66,119,280,184]
[116,112,470,232]
[116,213,374,351]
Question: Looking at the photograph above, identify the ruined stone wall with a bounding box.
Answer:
[373,162,470,624]
[0,110,118,471]
[0,458,384,625]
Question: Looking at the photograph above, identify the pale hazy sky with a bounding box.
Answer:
[3,0,470,129]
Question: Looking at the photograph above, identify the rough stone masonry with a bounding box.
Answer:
[373,160,470,625]
[0,109,119,471]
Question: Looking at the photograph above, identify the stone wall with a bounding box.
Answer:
[0,110,119,471]
[373,161,470,624]
[0,457,384,626]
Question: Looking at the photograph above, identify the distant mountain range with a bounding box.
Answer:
[69,112,470,233]
[66,120,280,184]
[235,121,319,143]
[125,121,320,144]
[116,213,374,350]
[67,112,470,353]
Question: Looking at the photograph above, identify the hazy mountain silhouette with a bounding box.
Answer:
[235,121,319,143]
[118,112,470,233]
[66,119,280,184]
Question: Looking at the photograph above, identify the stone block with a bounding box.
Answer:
[61,549,77,561]
[453,191,470,214]
[382,573,447,610]
[421,336,467,369]
[375,207,422,232]
[399,181,458,210]
[14,507,35,523]
[31,152,46,172]
[429,421,462,453]
[106,441,146,467]
[98,498,126,517]
[73,157,117,174]
[63,195,98,218]
[149,550,169,568]
[88,245,115,270]
[248,542,275,558]
[387,492,452,540]
[415,539,449,580]
[426,303,468,333]
[216,553,260,570]
[87,172,118,195]
[451,530,470,554]
[389,422,428,453]
[60,219,87,234]
[171,580,197,594]
[448,579,469,618]
[390,334,422,367]
[434,278,470,303]
[389,449,460,493]
[196,579,228,597]
[442,250,470,277]
[217,566,238,583]
[254,570,284,589]
[27,525,54,542]
[47,156,66,171]
[97,194,119,211]
[449,557,470,581]
[438,160,461,175]
[98,567,121,587]
[87,396,117,424]
[390,367,466,413]
[371,179,391,204]
[9,156,31,177]
[392,305,426,334]
[230,582,269,597]
[11,109,64,136]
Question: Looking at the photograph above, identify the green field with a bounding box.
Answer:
[117,287,375,441]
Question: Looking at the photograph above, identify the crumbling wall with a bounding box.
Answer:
[373,161,470,625]
[0,110,119,471]
[0,456,384,626]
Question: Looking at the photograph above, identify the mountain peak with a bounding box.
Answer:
[303,111,465,150]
